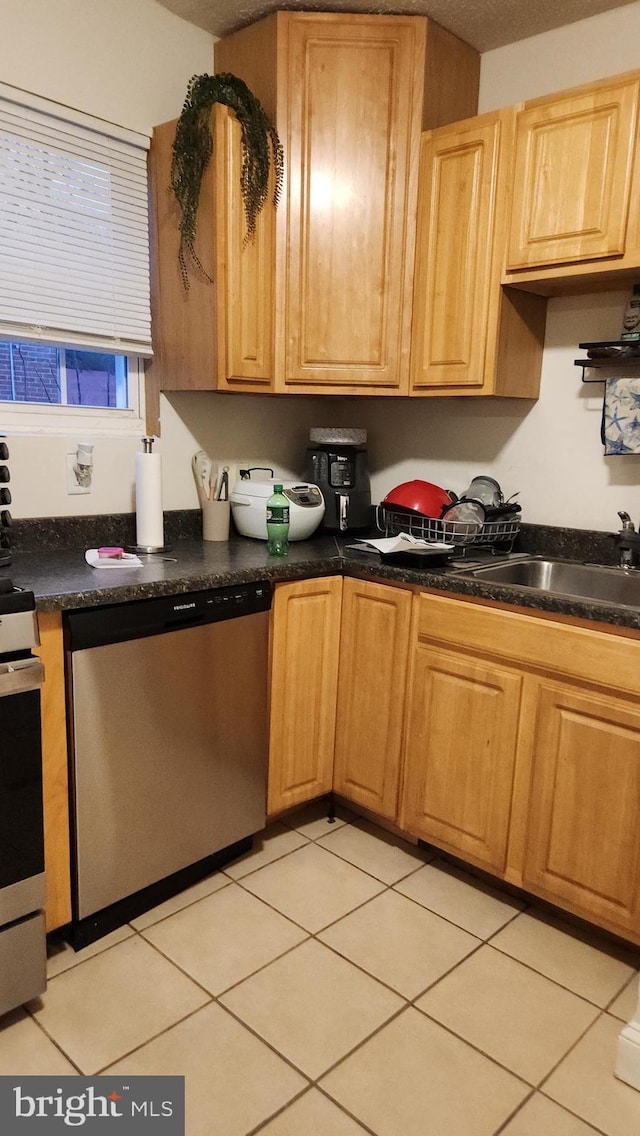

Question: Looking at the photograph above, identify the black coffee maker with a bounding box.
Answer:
[305,428,371,533]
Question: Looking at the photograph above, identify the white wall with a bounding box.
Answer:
[357,291,640,533]
[0,0,213,135]
[478,1,640,113]
[5,2,640,530]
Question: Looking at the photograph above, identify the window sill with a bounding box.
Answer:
[0,402,146,438]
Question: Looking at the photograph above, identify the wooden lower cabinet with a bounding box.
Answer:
[267,577,343,815]
[400,643,522,874]
[400,590,640,943]
[522,680,640,936]
[35,612,71,932]
[333,578,412,820]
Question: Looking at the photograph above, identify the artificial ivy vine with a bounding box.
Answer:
[170,73,283,288]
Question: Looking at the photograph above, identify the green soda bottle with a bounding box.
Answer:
[266,483,290,556]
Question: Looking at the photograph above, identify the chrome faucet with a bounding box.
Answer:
[616,511,639,569]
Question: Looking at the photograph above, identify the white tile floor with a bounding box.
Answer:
[2,802,640,1135]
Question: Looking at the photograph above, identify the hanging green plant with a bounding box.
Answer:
[170,72,283,288]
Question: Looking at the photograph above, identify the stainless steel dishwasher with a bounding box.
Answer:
[65,580,271,948]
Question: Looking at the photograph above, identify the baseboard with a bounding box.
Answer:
[616,1019,640,1090]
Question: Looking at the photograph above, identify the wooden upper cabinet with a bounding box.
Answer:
[215,108,275,390]
[216,11,479,396]
[411,114,502,392]
[268,577,343,816]
[281,16,425,393]
[147,103,275,407]
[523,681,640,934]
[333,579,412,820]
[506,74,640,272]
[410,109,546,398]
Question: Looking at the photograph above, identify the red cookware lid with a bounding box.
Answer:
[382,480,452,518]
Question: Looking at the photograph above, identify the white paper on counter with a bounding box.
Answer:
[354,533,454,554]
[85,550,143,569]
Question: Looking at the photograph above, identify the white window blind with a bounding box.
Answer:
[0,83,152,357]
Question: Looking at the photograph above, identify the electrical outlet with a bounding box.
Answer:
[218,461,243,490]
[66,453,90,494]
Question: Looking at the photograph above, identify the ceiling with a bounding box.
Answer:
[155,0,636,52]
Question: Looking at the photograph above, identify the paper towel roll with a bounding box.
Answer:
[135,450,164,548]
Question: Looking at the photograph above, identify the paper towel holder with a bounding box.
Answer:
[126,435,174,555]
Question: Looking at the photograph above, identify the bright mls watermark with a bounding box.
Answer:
[0,1077,185,1133]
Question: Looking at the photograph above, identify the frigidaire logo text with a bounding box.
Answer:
[173,601,197,612]
[0,1076,185,1133]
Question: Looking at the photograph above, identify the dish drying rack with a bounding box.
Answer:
[376,505,520,555]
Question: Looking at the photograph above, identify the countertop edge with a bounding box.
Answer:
[13,539,640,634]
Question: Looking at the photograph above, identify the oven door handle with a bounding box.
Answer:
[0,656,44,697]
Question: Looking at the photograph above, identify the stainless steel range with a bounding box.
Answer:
[0,578,46,1017]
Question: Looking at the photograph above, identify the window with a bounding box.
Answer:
[0,83,151,434]
[0,343,129,408]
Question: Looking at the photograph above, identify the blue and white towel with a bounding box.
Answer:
[602,377,640,454]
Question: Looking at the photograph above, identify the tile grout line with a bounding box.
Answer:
[408,1001,536,1092]
[142,923,313,1003]
[45,929,137,982]
[536,1086,611,1136]
[248,1083,382,1136]
[535,1006,610,1095]
[23,1007,85,1076]
[482,938,633,1012]
[603,967,640,1019]
[490,1088,538,1136]
[232,864,388,937]
[93,1000,218,1077]
[31,812,638,1135]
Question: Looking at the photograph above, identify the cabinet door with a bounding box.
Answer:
[35,612,71,931]
[214,106,275,391]
[281,15,426,393]
[147,105,274,397]
[507,77,640,270]
[411,115,501,392]
[268,577,342,815]
[400,644,522,873]
[333,579,411,819]
[523,681,640,935]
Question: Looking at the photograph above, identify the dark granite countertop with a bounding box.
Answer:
[9,536,342,612]
[7,514,640,634]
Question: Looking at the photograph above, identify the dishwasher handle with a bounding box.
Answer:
[162,612,204,631]
[0,656,44,697]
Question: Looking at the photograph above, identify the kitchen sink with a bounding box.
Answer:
[459,556,640,608]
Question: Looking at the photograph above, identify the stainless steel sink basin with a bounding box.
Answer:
[460,557,640,608]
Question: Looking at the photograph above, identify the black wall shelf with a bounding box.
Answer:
[575,340,640,382]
